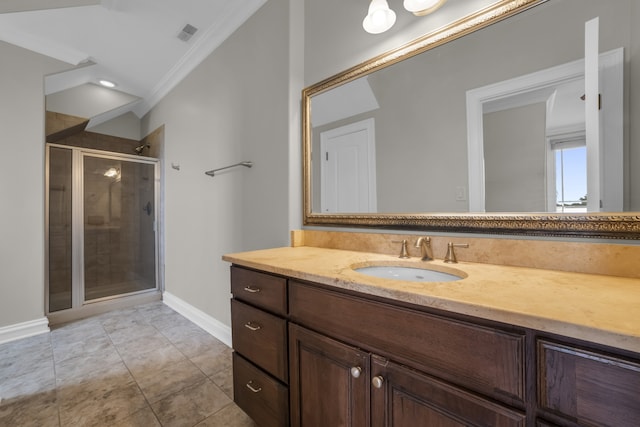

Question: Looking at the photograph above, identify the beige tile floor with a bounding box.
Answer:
[0,301,256,427]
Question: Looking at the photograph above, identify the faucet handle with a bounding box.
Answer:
[444,242,469,263]
[392,240,410,259]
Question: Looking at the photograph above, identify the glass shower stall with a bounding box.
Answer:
[46,145,159,313]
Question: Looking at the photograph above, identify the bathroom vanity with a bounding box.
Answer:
[225,246,640,427]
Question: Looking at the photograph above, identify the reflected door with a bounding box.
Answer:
[320,118,377,213]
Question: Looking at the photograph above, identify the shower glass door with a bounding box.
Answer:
[83,155,157,301]
[47,146,158,313]
[48,147,73,312]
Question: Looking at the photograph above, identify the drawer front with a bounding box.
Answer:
[232,299,288,383]
[233,352,288,427]
[289,281,525,403]
[231,266,287,315]
[538,340,640,427]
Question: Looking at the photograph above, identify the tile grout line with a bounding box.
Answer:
[1,302,247,426]
[150,313,237,426]
[151,321,222,426]
[48,332,63,427]
[102,312,165,426]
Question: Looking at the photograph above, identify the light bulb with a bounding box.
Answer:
[363,0,396,34]
[99,79,116,88]
[403,0,447,16]
[371,9,388,27]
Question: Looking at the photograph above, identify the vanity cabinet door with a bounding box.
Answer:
[370,355,526,427]
[289,323,370,427]
[538,340,640,427]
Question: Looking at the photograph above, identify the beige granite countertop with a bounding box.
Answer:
[223,246,640,353]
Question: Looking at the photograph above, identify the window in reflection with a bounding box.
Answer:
[554,145,587,213]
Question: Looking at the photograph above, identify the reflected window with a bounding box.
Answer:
[553,143,587,213]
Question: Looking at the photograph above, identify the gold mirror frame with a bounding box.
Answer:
[302,0,640,239]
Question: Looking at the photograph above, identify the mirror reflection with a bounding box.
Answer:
[308,0,637,215]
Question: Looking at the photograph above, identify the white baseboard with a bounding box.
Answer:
[0,317,50,345]
[163,291,232,347]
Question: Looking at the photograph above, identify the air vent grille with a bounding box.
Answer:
[177,24,198,42]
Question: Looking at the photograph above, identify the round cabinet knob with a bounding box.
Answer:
[371,376,384,389]
[350,366,362,378]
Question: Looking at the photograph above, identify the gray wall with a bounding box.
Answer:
[141,0,293,327]
[0,41,70,327]
[304,0,495,86]
[484,103,547,212]
[86,112,142,141]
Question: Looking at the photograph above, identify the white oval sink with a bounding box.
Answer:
[354,265,463,282]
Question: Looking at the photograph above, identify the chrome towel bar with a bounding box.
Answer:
[205,161,253,177]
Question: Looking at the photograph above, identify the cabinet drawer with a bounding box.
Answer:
[232,299,288,383]
[231,266,287,315]
[289,281,525,403]
[233,352,288,427]
[538,340,640,427]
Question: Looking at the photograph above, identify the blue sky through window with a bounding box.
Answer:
[556,146,587,208]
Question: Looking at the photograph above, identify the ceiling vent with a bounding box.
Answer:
[177,24,198,42]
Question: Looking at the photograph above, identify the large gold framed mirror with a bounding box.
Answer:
[303,0,640,239]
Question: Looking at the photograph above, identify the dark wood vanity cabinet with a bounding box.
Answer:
[289,324,370,427]
[537,340,640,427]
[230,266,289,427]
[288,280,526,427]
[229,265,640,427]
[370,355,526,427]
[288,280,525,406]
[288,323,525,427]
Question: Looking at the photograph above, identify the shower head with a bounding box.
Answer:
[134,144,150,155]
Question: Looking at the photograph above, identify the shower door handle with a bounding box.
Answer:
[143,201,152,215]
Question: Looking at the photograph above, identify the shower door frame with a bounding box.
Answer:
[45,144,161,315]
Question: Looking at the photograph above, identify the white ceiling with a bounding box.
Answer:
[0,0,266,118]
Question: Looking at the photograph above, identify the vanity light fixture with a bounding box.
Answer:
[363,0,447,34]
[362,0,397,34]
[99,79,116,88]
[403,0,447,16]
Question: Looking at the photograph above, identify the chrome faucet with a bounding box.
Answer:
[414,237,433,261]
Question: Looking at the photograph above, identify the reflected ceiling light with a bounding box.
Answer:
[363,0,397,34]
[363,0,448,34]
[104,167,120,178]
[404,0,447,16]
[99,79,116,88]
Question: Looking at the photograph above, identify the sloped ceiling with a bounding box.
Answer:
[1,0,267,122]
